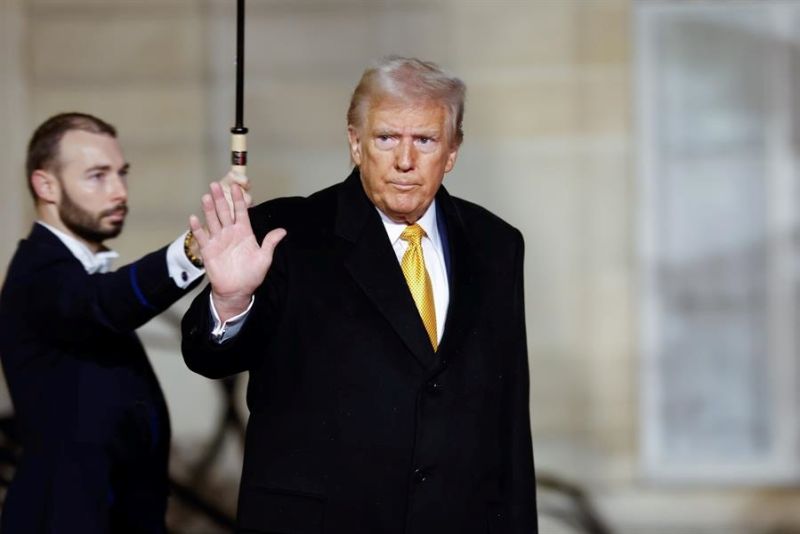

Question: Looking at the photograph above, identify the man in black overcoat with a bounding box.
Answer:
[182,57,538,534]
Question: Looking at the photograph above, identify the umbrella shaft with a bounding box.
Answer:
[235,0,245,128]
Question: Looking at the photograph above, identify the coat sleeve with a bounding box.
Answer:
[12,244,190,343]
[180,284,254,379]
[504,229,539,532]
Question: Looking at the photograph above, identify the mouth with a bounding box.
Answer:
[102,206,128,223]
[388,181,418,192]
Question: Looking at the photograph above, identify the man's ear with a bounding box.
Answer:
[347,126,362,166]
[30,170,60,204]
[444,144,459,174]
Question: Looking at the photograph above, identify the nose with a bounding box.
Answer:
[395,139,415,172]
[107,173,128,203]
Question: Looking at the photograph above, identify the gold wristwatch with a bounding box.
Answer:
[183,231,204,268]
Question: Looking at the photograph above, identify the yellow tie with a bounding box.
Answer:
[400,224,437,350]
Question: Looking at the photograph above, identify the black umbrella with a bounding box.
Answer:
[230,0,247,175]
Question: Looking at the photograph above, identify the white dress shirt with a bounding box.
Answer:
[210,201,450,343]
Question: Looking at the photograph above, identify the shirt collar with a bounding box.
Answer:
[377,200,441,250]
[36,221,119,274]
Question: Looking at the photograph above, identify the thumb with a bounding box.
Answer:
[260,228,287,259]
[228,168,250,190]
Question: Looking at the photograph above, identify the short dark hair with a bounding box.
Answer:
[26,112,117,200]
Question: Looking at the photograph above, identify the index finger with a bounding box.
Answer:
[210,181,234,227]
[231,183,253,230]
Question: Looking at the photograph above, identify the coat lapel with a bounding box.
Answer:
[435,187,482,360]
[335,170,437,369]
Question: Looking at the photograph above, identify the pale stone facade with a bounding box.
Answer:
[0,0,796,532]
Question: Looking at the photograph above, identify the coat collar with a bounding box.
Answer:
[334,169,481,369]
[26,222,79,262]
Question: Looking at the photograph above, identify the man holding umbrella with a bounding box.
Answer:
[0,112,246,533]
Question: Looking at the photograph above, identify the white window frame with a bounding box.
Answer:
[637,0,800,483]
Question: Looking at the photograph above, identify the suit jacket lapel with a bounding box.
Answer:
[335,170,437,369]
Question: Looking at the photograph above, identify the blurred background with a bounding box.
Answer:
[2,0,800,532]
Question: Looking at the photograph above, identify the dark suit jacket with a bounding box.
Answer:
[182,170,538,534]
[0,224,194,533]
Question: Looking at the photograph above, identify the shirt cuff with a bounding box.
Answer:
[209,293,254,343]
[167,231,205,288]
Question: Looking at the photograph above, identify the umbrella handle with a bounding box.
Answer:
[231,129,247,175]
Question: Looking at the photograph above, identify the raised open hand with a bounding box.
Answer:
[189,182,286,321]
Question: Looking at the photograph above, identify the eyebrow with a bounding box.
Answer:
[373,128,441,137]
[85,162,130,174]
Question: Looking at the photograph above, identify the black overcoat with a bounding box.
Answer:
[182,170,538,534]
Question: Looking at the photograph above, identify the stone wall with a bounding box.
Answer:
[1,0,796,532]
